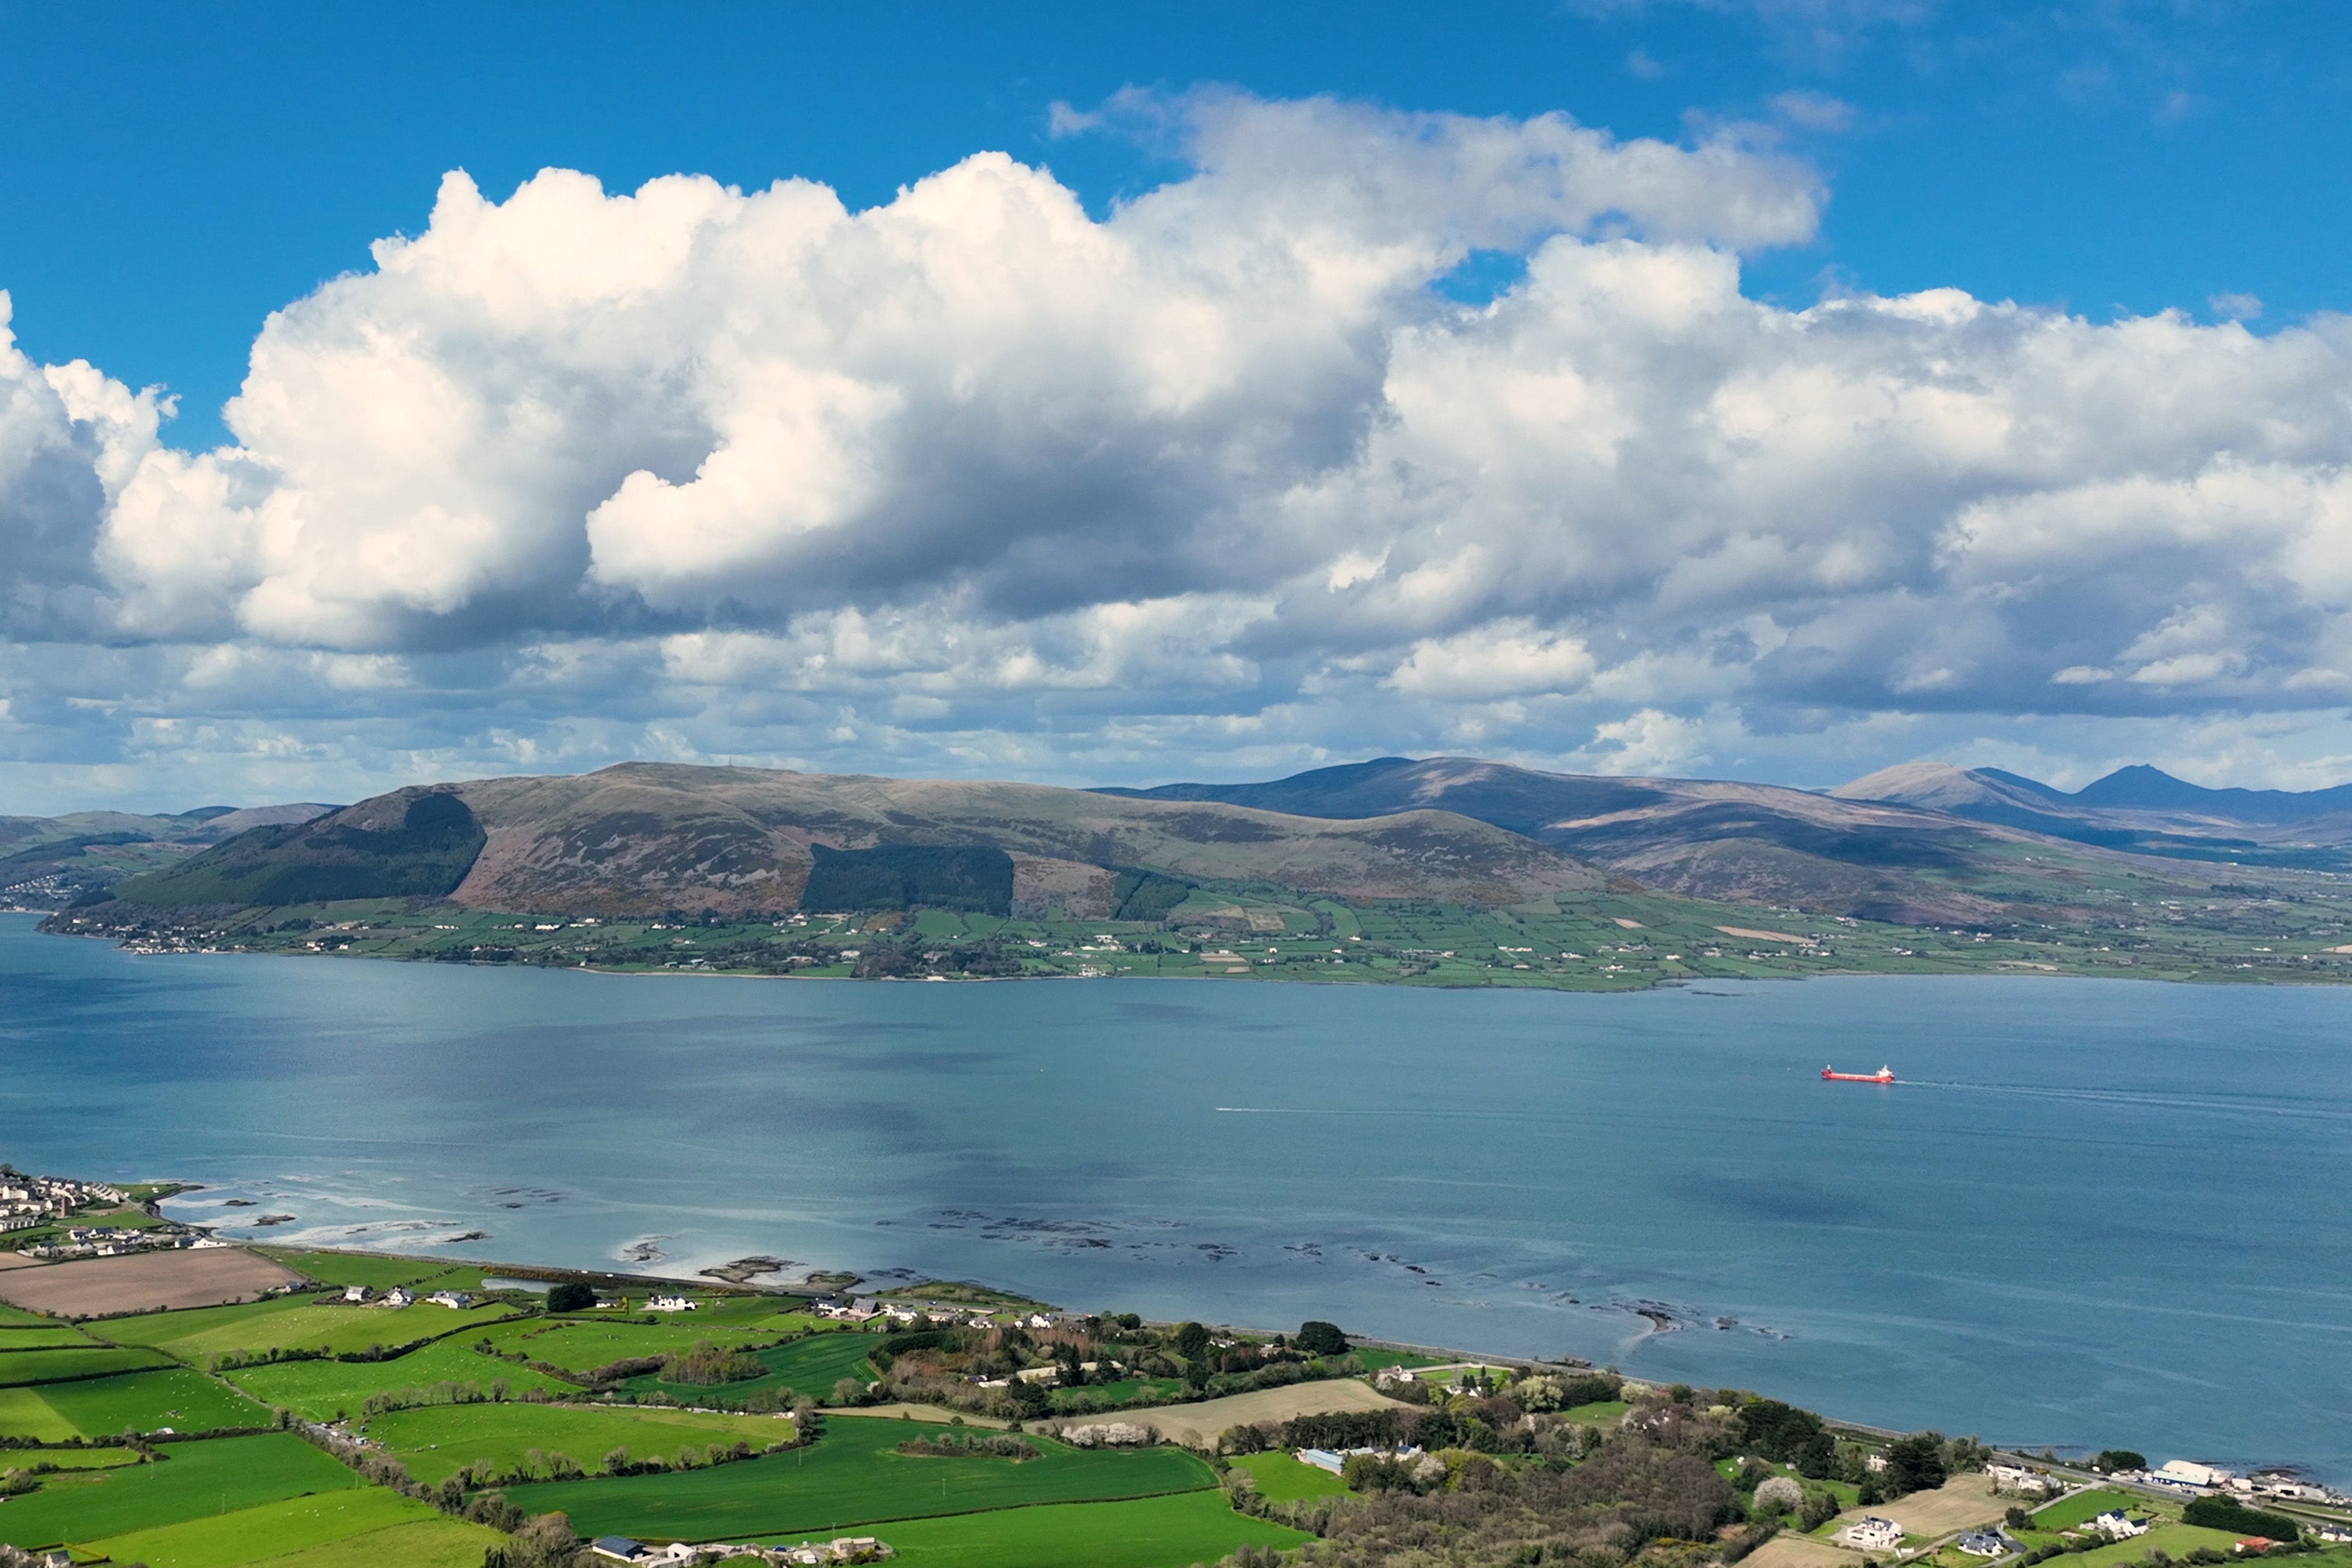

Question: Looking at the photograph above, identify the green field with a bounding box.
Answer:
[1051,1376,1184,1409]
[876,1489,1310,1567]
[81,1483,455,1568]
[367,1400,798,1484]
[1,1445,144,1471]
[101,1297,522,1361]
[254,1251,490,1294]
[0,1383,82,1440]
[0,1344,174,1387]
[2033,1488,2147,1530]
[36,1365,275,1435]
[614,1327,878,1405]
[0,1326,102,1350]
[0,1431,358,1547]
[486,1314,802,1372]
[227,1335,576,1420]
[506,1416,1215,1540]
[241,1516,510,1568]
[0,1303,55,1327]
[1230,1449,1347,1502]
[2059,1524,2245,1568]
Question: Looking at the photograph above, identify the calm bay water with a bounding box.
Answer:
[2,914,2346,1480]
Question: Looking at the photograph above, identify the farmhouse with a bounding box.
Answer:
[2091,1511,2152,1539]
[1987,1462,2054,1496]
[342,1285,369,1303]
[426,1289,473,1309]
[383,1287,415,1307]
[1837,1516,1906,1551]
[590,1538,648,1563]
[646,1294,698,1312]
[1958,1530,2017,1557]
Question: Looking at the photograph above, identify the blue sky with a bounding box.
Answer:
[6,2,2344,448]
[3,2,2351,812]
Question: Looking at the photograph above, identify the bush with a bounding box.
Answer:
[2097,1450,2149,1472]
[2183,1498,2300,1541]
[1801,1489,1843,1530]
[545,1282,595,1313]
[1295,1320,1349,1356]
[660,1342,767,1385]
[1756,1476,1805,1515]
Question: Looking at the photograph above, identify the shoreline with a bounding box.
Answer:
[21,911,2352,993]
[90,1229,2347,1493]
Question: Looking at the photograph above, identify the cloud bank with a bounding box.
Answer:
[5,90,2350,809]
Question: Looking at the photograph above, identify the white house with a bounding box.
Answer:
[2091,1512,2151,1540]
[1024,1312,1054,1330]
[342,1285,369,1303]
[1837,1517,1906,1552]
[1987,1463,2053,1497]
[646,1295,697,1313]
[426,1290,473,1310]
[1957,1531,2015,1558]
[383,1287,415,1308]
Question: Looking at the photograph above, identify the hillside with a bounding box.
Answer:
[89,762,1604,918]
[0,802,336,910]
[1832,762,2352,869]
[1099,756,2332,925]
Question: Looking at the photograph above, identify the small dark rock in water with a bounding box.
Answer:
[1716,1317,1739,1330]
[440,1231,489,1244]
[699,1255,789,1285]
[223,1199,256,1207]
[251,1213,296,1226]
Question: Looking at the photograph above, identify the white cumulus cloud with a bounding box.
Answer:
[4,88,2352,809]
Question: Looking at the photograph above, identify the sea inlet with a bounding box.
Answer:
[3,913,2347,1482]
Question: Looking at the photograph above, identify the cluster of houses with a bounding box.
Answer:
[811,1294,1057,1332]
[590,1534,887,1564]
[336,1286,476,1310]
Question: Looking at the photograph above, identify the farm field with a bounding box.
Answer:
[1120,1377,1400,1449]
[486,1314,811,1371]
[2,1446,144,1471]
[505,1416,1215,1541]
[241,1516,510,1568]
[0,1326,102,1350]
[0,1248,301,1316]
[0,1431,358,1547]
[366,1400,798,1484]
[37,1365,275,1434]
[2062,1525,2245,1568]
[614,1327,878,1405]
[1231,1449,1348,1502]
[1743,1534,1862,1568]
[1866,1473,1999,1534]
[226,1335,576,1419]
[100,1297,522,1360]
[80,1483,458,1568]
[0,1343,173,1386]
[255,1250,489,1294]
[0,1384,80,1440]
[874,1489,1310,1568]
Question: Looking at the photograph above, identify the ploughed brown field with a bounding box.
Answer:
[0,1248,301,1317]
[1093,1377,1403,1449]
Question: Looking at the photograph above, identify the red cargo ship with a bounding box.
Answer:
[1821,1065,1895,1083]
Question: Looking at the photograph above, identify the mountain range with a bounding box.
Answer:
[16,756,2350,929]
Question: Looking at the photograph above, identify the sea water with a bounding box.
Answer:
[2,914,2345,1481]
